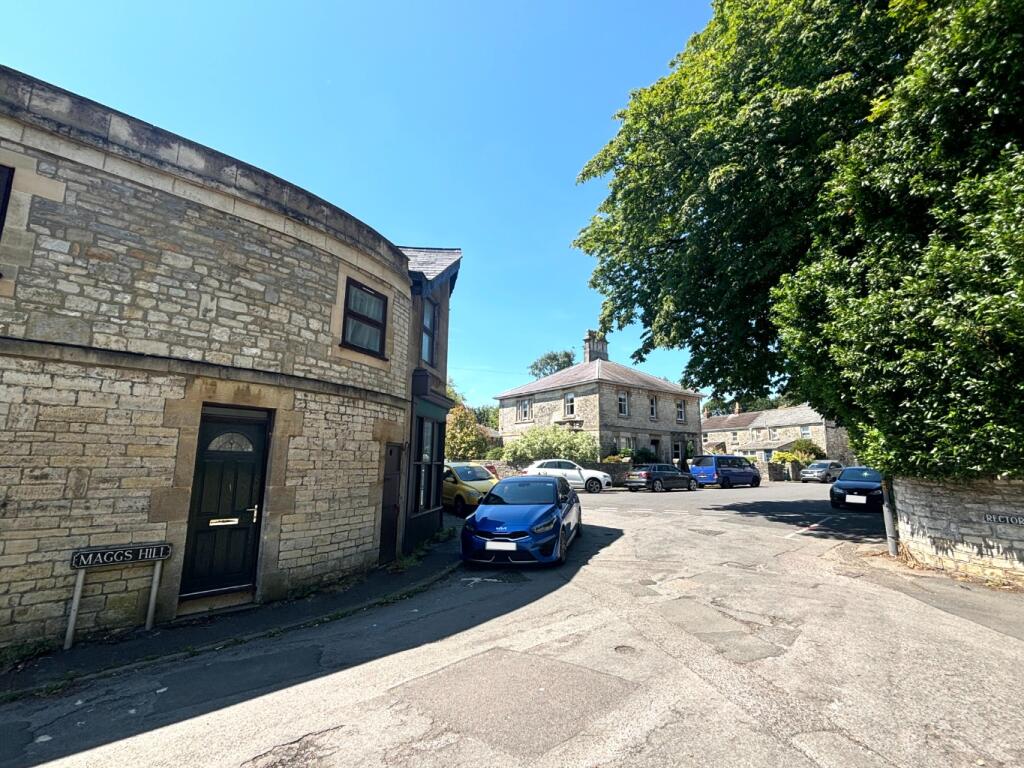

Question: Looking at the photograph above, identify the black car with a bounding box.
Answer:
[625,463,698,492]
[830,467,884,510]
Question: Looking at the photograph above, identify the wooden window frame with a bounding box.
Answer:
[421,298,437,367]
[0,165,13,243]
[340,277,388,359]
[564,392,575,417]
[649,396,657,420]
[516,398,533,422]
[675,400,686,423]
[617,392,629,417]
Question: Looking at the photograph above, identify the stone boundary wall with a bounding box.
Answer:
[894,476,1024,585]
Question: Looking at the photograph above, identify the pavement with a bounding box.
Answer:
[2,482,1023,768]
[0,516,463,701]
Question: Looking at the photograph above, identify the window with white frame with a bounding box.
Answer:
[516,398,533,422]
[730,431,738,442]
[703,433,709,442]
[769,428,779,440]
[621,435,634,451]
[564,392,575,417]
[675,400,686,422]
[752,428,761,440]
[800,425,811,438]
[672,441,682,461]
[617,391,629,417]
[649,396,657,419]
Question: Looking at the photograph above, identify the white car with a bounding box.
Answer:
[523,459,613,494]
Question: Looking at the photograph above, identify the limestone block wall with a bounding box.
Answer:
[895,477,1024,585]
[0,348,407,649]
[498,385,600,441]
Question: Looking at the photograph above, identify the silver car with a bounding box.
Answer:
[800,460,843,483]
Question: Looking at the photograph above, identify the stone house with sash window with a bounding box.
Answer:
[700,404,854,464]
[0,67,460,649]
[496,332,703,464]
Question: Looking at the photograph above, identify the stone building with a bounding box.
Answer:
[0,67,460,649]
[700,404,854,464]
[496,332,702,464]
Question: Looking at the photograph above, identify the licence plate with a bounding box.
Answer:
[485,541,517,551]
[846,495,867,504]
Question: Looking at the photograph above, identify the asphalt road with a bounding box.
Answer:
[3,481,1023,768]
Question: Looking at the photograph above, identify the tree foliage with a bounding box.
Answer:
[529,350,577,379]
[773,0,1024,478]
[472,404,499,429]
[702,393,800,416]
[502,426,600,466]
[577,0,923,397]
[445,405,487,461]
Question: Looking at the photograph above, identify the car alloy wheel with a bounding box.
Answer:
[585,478,602,494]
[688,478,697,491]
[653,479,665,493]
[557,528,568,565]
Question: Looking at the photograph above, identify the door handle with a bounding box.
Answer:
[246,505,259,523]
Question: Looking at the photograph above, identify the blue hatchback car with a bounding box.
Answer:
[461,476,581,566]
[689,455,761,488]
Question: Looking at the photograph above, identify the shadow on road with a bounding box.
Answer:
[705,498,885,542]
[0,524,623,768]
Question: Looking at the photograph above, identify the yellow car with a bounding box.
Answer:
[442,462,499,516]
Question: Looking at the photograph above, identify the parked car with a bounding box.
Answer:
[625,463,697,492]
[689,455,761,488]
[522,459,612,494]
[461,476,581,565]
[800,460,844,483]
[830,467,883,510]
[442,462,499,516]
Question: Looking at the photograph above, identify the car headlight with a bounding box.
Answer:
[531,517,557,534]
[869,489,883,495]
[463,516,477,531]
[465,488,480,500]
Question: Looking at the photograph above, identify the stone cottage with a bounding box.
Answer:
[700,404,854,464]
[496,332,703,464]
[0,66,460,649]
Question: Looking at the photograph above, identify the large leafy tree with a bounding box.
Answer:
[445,405,488,461]
[773,0,1024,478]
[529,350,577,378]
[576,0,924,396]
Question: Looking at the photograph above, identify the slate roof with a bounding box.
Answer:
[495,359,701,400]
[703,404,825,432]
[400,247,462,280]
[700,412,762,431]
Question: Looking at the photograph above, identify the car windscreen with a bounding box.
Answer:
[483,480,556,506]
[692,457,715,467]
[454,465,493,482]
[808,462,829,469]
[839,468,882,482]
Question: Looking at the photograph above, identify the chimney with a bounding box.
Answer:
[583,330,609,363]
[733,401,742,415]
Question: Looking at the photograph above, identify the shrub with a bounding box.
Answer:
[785,439,825,463]
[631,447,657,464]
[445,405,487,461]
[502,426,600,466]
[484,446,504,460]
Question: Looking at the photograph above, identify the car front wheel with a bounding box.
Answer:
[556,528,568,565]
[688,478,697,491]
[453,497,466,517]
[585,478,602,494]
[653,479,665,493]
[751,476,761,488]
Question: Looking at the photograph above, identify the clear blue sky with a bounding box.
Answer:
[2,1,712,406]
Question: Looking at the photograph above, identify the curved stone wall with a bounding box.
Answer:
[894,476,1024,585]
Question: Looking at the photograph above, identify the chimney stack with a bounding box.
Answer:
[583,330,609,363]
[733,401,742,415]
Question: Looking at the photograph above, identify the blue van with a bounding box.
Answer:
[690,455,761,488]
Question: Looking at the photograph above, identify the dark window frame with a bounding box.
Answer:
[0,165,13,244]
[412,415,445,516]
[421,298,437,367]
[341,277,388,359]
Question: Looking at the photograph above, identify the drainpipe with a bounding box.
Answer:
[881,476,899,557]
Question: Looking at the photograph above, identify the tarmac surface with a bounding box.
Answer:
[2,481,1022,767]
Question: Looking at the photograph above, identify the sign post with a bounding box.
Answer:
[64,543,172,650]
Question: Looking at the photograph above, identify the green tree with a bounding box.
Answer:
[529,350,577,379]
[576,0,925,395]
[472,404,499,430]
[446,378,465,406]
[773,0,1024,478]
[502,426,599,466]
[445,405,487,461]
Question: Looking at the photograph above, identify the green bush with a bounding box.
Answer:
[502,426,600,466]
[484,446,504,460]
[631,447,657,464]
[785,439,825,463]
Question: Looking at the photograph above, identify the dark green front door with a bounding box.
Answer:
[181,409,269,597]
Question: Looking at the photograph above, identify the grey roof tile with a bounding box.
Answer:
[703,404,825,432]
[400,246,462,280]
[495,359,701,400]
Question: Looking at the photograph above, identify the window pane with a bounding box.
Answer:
[344,317,382,353]
[421,331,432,363]
[423,302,435,330]
[347,284,384,321]
[422,420,434,462]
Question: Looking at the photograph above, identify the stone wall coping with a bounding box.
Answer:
[0,336,410,410]
[0,65,410,278]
